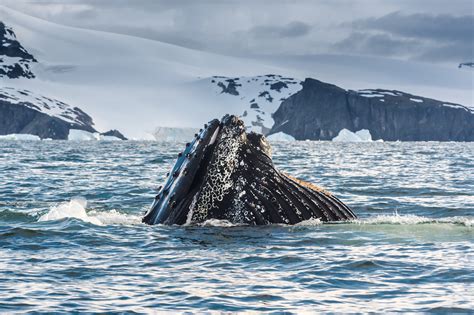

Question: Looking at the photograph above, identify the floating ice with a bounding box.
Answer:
[355,129,372,141]
[332,129,373,142]
[68,129,121,141]
[152,127,198,142]
[0,133,41,141]
[267,132,296,142]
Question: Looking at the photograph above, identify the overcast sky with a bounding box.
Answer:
[1,0,473,65]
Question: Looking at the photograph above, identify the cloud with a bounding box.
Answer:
[351,12,474,42]
[333,32,421,57]
[1,0,472,63]
[417,42,474,62]
[334,12,474,63]
[249,21,311,39]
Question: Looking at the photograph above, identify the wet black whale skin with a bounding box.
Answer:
[143,115,356,225]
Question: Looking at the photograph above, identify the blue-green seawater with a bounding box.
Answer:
[0,141,473,313]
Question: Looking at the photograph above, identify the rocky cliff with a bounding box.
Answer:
[270,78,474,141]
[0,87,96,139]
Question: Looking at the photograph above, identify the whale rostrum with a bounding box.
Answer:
[143,115,357,225]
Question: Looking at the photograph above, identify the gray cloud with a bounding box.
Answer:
[249,21,311,39]
[334,12,473,63]
[1,0,473,64]
[417,42,474,62]
[334,32,421,57]
[351,12,474,42]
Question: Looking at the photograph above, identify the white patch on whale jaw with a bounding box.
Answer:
[191,124,245,222]
[209,126,220,145]
[185,193,199,226]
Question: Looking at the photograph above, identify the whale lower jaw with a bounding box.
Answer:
[143,115,356,225]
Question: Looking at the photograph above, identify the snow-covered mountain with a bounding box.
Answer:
[199,75,302,133]
[0,21,125,140]
[1,5,472,139]
[0,21,36,78]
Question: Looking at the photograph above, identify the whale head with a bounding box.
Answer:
[143,115,356,225]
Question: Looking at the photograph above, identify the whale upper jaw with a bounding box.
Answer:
[143,115,357,225]
[142,115,245,225]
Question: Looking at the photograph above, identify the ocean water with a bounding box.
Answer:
[0,140,473,313]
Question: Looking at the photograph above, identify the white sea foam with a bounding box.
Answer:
[353,214,473,227]
[37,199,473,228]
[38,198,141,226]
[295,218,323,226]
[88,209,142,225]
[38,198,102,225]
[199,219,237,227]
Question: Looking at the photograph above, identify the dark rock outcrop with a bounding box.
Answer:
[217,79,241,95]
[0,100,96,139]
[459,62,474,69]
[101,129,127,140]
[0,22,37,79]
[270,78,474,141]
[270,81,288,92]
[0,87,128,140]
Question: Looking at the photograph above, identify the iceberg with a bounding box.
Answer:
[266,132,296,142]
[332,129,373,142]
[0,133,41,141]
[68,129,121,141]
[99,135,122,141]
[355,129,372,141]
[152,127,198,142]
[68,129,100,141]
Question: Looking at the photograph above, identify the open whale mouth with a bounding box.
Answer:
[143,115,241,225]
[143,115,356,225]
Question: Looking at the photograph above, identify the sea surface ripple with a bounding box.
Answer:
[0,141,473,313]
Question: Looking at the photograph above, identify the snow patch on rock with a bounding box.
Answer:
[204,75,302,134]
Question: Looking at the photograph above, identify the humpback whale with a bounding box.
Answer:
[143,115,356,225]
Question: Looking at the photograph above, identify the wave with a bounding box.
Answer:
[199,219,240,227]
[36,199,472,228]
[38,198,141,226]
[352,213,473,227]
